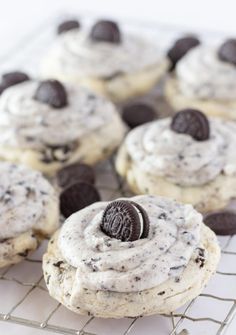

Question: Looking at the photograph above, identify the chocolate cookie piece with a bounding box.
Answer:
[34,80,68,108]
[167,36,200,70]
[0,71,30,94]
[122,103,157,129]
[57,20,80,34]
[90,20,121,44]
[57,163,95,188]
[101,200,149,242]
[204,211,236,235]
[218,39,236,66]
[171,109,210,141]
[60,182,100,218]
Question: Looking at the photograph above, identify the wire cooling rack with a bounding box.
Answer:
[0,11,235,335]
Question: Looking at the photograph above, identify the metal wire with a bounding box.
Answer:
[0,13,235,335]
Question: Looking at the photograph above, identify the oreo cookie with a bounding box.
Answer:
[57,20,80,34]
[218,39,236,66]
[122,103,157,129]
[90,20,121,44]
[60,182,100,218]
[101,200,149,242]
[57,163,95,188]
[0,71,30,94]
[171,109,210,141]
[204,211,236,235]
[34,80,68,108]
[167,36,200,70]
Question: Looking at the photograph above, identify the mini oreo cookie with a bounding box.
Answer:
[171,109,210,141]
[218,39,236,66]
[167,36,200,70]
[90,20,121,44]
[60,181,100,218]
[0,71,30,94]
[204,211,236,235]
[101,200,149,242]
[57,20,80,34]
[57,163,95,188]
[122,103,157,129]
[34,80,68,108]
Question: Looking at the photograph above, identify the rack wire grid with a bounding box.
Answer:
[0,11,235,335]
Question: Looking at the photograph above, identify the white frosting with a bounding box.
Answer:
[176,45,236,100]
[45,29,165,78]
[0,80,116,150]
[124,118,236,186]
[0,162,57,239]
[58,195,202,292]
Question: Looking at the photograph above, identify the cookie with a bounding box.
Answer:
[57,163,95,188]
[122,103,157,128]
[167,36,200,70]
[218,39,236,66]
[43,195,220,317]
[0,162,59,268]
[34,80,68,108]
[60,181,100,218]
[204,211,236,235]
[57,20,80,35]
[171,109,210,141]
[90,20,121,44]
[101,200,149,241]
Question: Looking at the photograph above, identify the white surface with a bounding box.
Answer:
[0,4,235,335]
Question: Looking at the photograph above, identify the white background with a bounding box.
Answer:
[0,0,236,334]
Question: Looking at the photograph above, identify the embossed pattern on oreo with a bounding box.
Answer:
[90,20,121,44]
[122,103,157,129]
[218,39,236,66]
[204,211,236,235]
[57,20,80,34]
[101,200,149,242]
[167,36,200,70]
[34,80,68,108]
[60,182,100,218]
[171,109,210,141]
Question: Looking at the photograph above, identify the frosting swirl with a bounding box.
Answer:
[0,162,58,239]
[124,118,236,186]
[176,45,236,100]
[44,29,166,78]
[58,195,202,292]
[0,80,115,150]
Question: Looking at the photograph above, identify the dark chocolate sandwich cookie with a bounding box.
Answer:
[57,20,80,35]
[34,80,68,108]
[167,36,200,71]
[101,200,149,242]
[171,109,210,141]
[204,211,236,235]
[218,39,236,66]
[90,20,121,44]
[122,103,157,129]
[0,71,30,94]
[60,181,100,218]
[57,163,95,188]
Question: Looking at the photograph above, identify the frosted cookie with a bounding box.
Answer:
[116,109,236,212]
[43,195,220,318]
[0,78,126,175]
[0,162,59,267]
[165,39,236,120]
[42,19,169,102]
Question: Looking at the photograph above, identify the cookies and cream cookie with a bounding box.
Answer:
[165,39,236,119]
[42,19,169,102]
[0,77,126,175]
[0,162,59,267]
[116,109,236,212]
[43,195,220,318]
